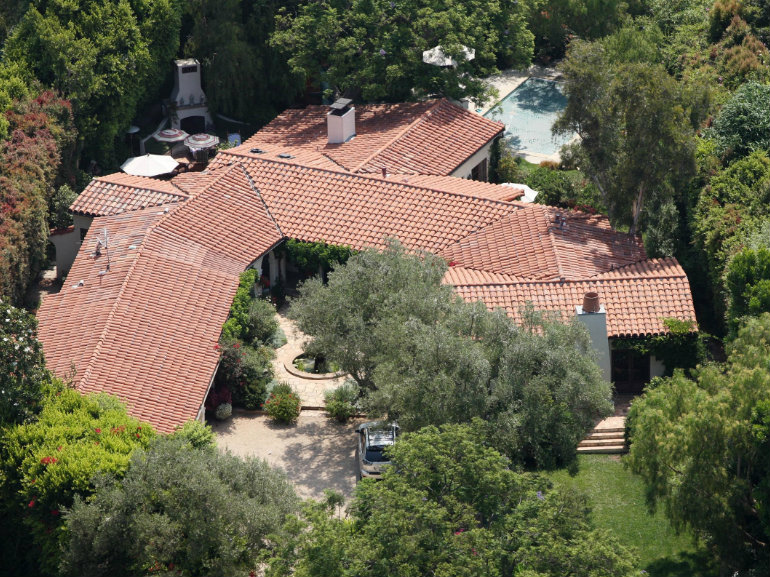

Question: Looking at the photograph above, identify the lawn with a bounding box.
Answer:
[547,455,715,577]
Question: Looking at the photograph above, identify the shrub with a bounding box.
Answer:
[247,298,279,345]
[215,340,273,409]
[215,403,232,420]
[264,383,301,424]
[270,326,288,348]
[171,421,216,449]
[324,381,358,422]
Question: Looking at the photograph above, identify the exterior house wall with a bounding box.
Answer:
[451,141,494,181]
[49,228,78,279]
[650,355,665,379]
[169,59,213,130]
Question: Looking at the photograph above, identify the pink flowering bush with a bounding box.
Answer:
[264,383,301,424]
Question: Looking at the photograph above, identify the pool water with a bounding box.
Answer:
[484,77,572,157]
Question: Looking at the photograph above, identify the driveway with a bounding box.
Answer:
[211,410,362,501]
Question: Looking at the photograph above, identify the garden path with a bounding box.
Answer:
[273,305,347,409]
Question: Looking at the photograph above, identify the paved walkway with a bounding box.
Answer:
[272,306,347,409]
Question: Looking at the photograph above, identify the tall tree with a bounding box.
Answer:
[183,0,305,126]
[4,0,182,165]
[62,437,298,577]
[290,242,612,468]
[271,0,533,103]
[554,39,705,236]
[267,422,638,577]
[626,313,770,575]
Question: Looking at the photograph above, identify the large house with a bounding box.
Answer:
[37,99,696,433]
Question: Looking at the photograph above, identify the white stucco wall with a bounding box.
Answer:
[50,229,78,279]
[575,305,611,383]
[650,355,665,379]
[450,141,494,180]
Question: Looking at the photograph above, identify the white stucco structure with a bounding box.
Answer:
[451,141,493,181]
[575,304,612,383]
[169,59,213,131]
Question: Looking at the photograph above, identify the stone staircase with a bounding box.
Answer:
[577,415,627,454]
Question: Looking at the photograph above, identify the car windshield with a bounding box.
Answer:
[365,445,391,463]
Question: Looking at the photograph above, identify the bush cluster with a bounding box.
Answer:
[264,383,301,424]
[324,381,358,422]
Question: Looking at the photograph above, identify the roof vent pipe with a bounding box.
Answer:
[582,291,601,313]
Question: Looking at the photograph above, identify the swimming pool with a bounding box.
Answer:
[484,77,572,157]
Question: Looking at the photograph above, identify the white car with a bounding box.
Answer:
[356,421,399,479]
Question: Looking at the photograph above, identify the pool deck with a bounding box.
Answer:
[478,65,569,165]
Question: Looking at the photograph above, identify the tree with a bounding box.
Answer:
[709,81,770,160]
[291,242,612,468]
[183,0,305,126]
[626,313,770,575]
[554,38,704,235]
[267,422,638,577]
[4,0,182,165]
[0,389,154,575]
[0,298,49,426]
[726,247,770,332]
[271,0,533,104]
[61,436,298,577]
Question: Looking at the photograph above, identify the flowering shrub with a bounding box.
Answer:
[264,383,301,424]
[215,403,232,420]
[215,339,273,410]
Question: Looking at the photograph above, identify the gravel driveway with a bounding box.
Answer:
[211,410,363,501]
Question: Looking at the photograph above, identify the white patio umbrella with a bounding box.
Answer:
[502,182,539,203]
[120,154,179,177]
[154,128,189,143]
[422,45,476,67]
[184,133,220,150]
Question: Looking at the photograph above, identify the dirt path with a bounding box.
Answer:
[212,411,362,501]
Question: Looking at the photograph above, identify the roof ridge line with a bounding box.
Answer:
[452,271,689,288]
[239,163,285,239]
[98,175,190,199]
[350,99,444,173]
[223,151,526,209]
[78,164,245,388]
[544,206,568,280]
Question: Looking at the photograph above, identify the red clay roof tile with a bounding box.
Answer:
[70,173,188,217]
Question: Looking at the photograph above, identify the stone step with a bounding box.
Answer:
[586,430,626,440]
[591,426,625,434]
[578,438,625,447]
[577,444,627,454]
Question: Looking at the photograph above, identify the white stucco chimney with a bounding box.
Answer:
[576,292,611,382]
[327,98,355,144]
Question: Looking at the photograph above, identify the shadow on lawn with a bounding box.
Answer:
[644,549,715,577]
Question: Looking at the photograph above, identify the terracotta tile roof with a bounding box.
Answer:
[39,166,283,433]
[37,205,176,381]
[385,174,525,201]
[70,173,188,216]
[237,158,519,253]
[447,258,696,337]
[438,205,646,280]
[237,99,503,176]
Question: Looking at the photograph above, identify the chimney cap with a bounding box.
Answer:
[582,291,601,313]
[330,97,353,110]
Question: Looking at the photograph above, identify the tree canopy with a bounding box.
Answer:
[267,422,638,577]
[626,313,770,575]
[290,241,612,468]
[62,436,298,577]
[271,0,533,103]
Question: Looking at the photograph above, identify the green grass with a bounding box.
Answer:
[547,455,715,577]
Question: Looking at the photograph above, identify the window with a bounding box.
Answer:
[470,158,488,182]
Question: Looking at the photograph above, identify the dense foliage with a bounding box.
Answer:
[627,313,770,575]
[0,298,49,425]
[0,389,154,575]
[0,90,77,304]
[284,239,353,278]
[264,382,301,423]
[291,242,612,468]
[4,0,182,165]
[267,422,638,577]
[272,0,533,103]
[61,436,298,577]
